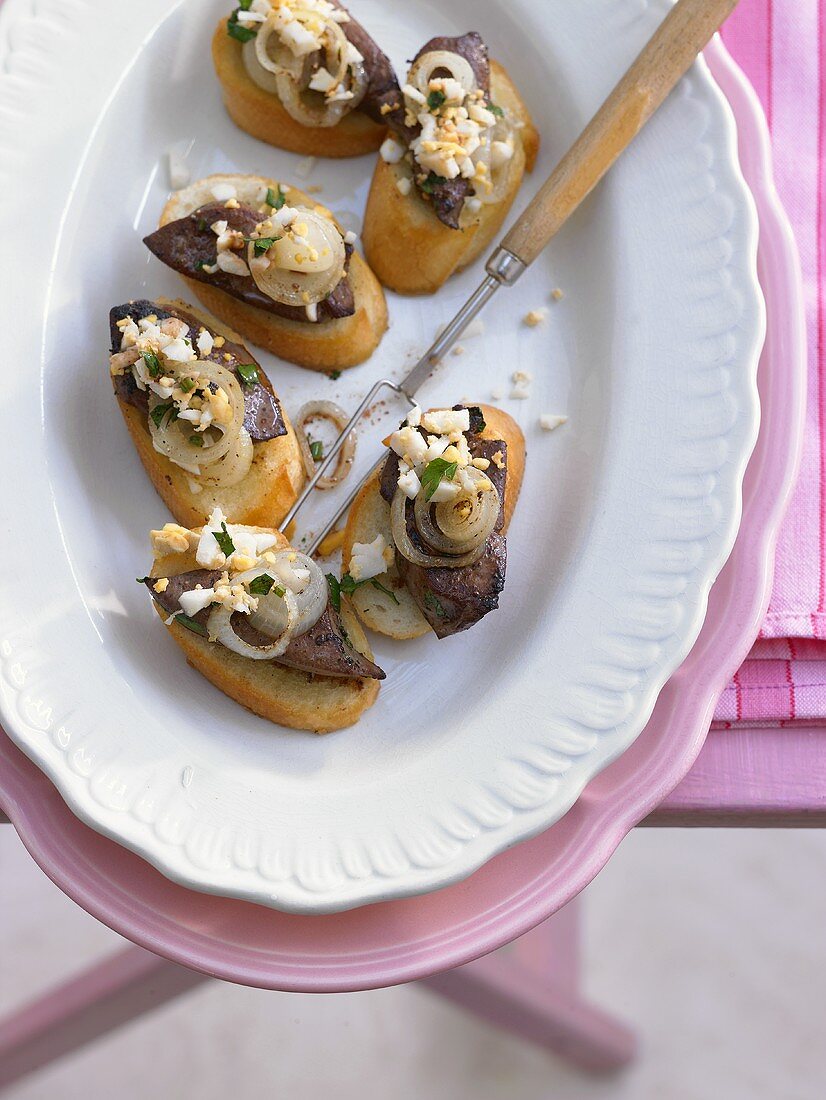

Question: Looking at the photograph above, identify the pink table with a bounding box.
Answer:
[0,29,812,1092]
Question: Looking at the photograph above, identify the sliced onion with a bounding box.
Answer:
[249,211,345,307]
[409,50,476,97]
[473,116,516,206]
[147,360,250,485]
[282,552,328,635]
[207,583,298,660]
[251,10,366,125]
[296,400,357,490]
[275,70,352,127]
[414,467,499,556]
[391,488,488,570]
[243,37,283,93]
[252,12,307,78]
[198,427,253,488]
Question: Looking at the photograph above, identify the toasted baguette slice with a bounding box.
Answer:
[362,62,539,295]
[151,528,381,733]
[115,297,305,529]
[342,404,525,639]
[212,21,387,158]
[158,174,388,371]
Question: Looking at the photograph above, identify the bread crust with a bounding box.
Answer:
[157,173,388,371]
[342,404,526,639]
[151,532,381,733]
[114,297,305,529]
[212,21,387,157]
[362,62,540,295]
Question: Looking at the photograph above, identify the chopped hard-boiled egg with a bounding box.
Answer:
[350,534,394,581]
[422,408,470,435]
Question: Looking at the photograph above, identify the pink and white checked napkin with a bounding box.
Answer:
[712,0,825,728]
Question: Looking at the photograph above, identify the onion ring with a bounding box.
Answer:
[413,467,499,556]
[249,211,345,307]
[296,400,357,490]
[391,487,488,569]
[409,50,476,97]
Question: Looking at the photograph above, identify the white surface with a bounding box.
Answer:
[2,827,825,1099]
[0,0,763,912]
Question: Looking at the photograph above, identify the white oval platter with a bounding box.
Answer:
[0,0,763,912]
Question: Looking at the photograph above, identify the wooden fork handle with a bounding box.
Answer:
[499,0,739,268]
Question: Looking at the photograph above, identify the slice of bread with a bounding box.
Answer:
[342,404,525,639]
[362,62,540,295]
[114,297,305,530]
[151,529,381,733]
[157,174,388,371]
[212,20,388,158]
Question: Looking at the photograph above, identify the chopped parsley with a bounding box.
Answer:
[136,576,150,584]
[326,573,341,612]
[309,439,324,462]
[328,369,342,381]
[189,434,203,448]
[424,591,447,618]
[236,362,260,386]
[227,5,256,42]
[369,578,399,604]
[149,401,176,428]
[488,102,505,118]
[421,457,459,501]
[195,260,211,271]
[421,171,448,195]
[427,89,446,111]
[141,349,161,378]
[174,613,208,637]
[212,521,235,557]
[266,186,286,210]
[248,573,278,596]
[196,217,209,232]
[251,236,279,255]
[340,572,399,605]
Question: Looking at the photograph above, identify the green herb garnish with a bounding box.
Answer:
[196,218,209,232]
[421,171,448,195]
[174,613,208,637]
[488,102,505,118]
[421,458,459,501]
[424,591,447,618]
[212,521,235,557]
[253,236,279,255]
[370,578,399,604]
[141,350,162,378]
[189,434,203,447]
[266,186,286,210]
[236,362,260,386]
[136,576,150,584]
[340,572,399,606]
[309,440,324,462]
[179,376,196,393]
[326,573,341,612]
[427,89,446,111]
[149,401,176,428]
[248,573,276,596]
[227,6,257,42]
[328,369,342,381]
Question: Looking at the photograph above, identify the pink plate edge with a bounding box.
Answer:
[0,36,807,992]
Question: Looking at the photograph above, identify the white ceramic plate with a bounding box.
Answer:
[0,0,762,913]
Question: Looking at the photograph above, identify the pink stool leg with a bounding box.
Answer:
[420,899,636,1072]
[0,901,634,1088]
[0,946,206,1090]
